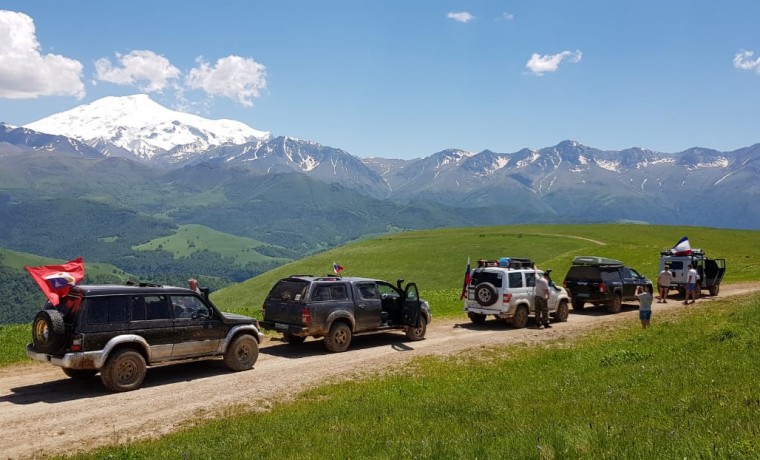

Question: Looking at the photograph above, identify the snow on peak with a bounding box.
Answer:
[23,94,271,160]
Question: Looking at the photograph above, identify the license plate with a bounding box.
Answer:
[577,293,590,298]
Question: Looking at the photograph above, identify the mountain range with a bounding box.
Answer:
[2,95,759,288]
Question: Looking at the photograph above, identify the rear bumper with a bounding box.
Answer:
[26,344,102,370]
[259,321,309,336]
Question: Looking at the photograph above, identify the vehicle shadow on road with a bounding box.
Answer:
[568,303,639,317]
[1,360,233,405]
[261,332,418,359]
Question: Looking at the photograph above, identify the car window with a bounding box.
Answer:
[508,272,523,288]
[357,283,379,300]
[667,261,683,270]
[601,270,621,283]
[330,284,348,300]
[87,296,128,324]
[525,272,536,287]
[311,286,330,301]
[172,295,209,319]
[131,295,171,321]
[566,266,599,279]
[268,279,309,302]
[629,268,642,278]
[471,271,502,288]
[376,282,400,298]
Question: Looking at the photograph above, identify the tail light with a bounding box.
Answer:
[302,308,312,326]
[599,282,608,293]
[70,334,83,352]
[503,293,513,303]
[563,280,568,288]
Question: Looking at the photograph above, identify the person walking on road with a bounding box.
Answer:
[684,264,699,304]
[657,266,673,303]
[636,284,654,328]
[534,273,551,329]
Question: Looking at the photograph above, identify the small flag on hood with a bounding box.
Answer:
[333,262,345,275]
[24,257,85,306]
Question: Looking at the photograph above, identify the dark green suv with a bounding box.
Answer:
[26,283,261,392]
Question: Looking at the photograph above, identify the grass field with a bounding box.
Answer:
[210,223,760,319]
[132,223,290,266]
[74,292,760,459]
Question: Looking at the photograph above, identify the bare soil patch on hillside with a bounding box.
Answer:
[2,282,758,459]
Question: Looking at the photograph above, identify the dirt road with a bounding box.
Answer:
[2,282,758,459]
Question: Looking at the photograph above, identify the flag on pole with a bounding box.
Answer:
[459,256,471,300]
[24,257,85,306]
[333,262,345,275]
[671,236,692,256]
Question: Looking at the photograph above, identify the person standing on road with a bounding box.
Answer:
[657,266,673,303]
[534,273,551,329]
[636,284,654,328]
[684,264,699,304]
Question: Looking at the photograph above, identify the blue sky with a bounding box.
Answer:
[1,1,759,159]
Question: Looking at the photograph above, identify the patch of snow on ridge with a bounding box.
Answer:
[515,150,540,168]
[695,158,729,169]
[596,159,620,172]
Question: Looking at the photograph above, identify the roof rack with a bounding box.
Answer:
[476,257,535,269]
[659,248,705,256]
[571,256,623,267]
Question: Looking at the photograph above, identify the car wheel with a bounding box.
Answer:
[553,300,569,322]
[224,334,259,371]
[468,312,487,324]
[324,322,352,353]
[283,333,307,344]
[32,310,66,354]
[406,315,427,341]
[101,349,147,392]
[571,299,585,311]
[510,305,529,329]
[474,283,498,307]
[709,285,720,296]
[63,368,98,380]
[607,294,622,313]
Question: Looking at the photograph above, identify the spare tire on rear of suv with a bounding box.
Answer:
[474,283,498,307]
[32,310,66,354]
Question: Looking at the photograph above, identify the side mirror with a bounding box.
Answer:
[396,278,405,290]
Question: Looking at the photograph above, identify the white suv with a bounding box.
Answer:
[463,258,570,328]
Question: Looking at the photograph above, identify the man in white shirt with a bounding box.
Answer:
[684,264,699,305]
[657,266,673,303]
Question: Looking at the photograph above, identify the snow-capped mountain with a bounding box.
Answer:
[23,94,271,164]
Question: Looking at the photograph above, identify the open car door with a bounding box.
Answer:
[401,283,421,328]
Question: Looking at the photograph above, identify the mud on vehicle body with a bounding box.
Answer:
[260,276,431,353]
[463,257,570,328]
[27,283,262,392]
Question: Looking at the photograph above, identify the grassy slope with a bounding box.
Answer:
[211,224,760,318]
[131,223,290,266]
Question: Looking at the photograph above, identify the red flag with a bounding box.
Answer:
[24,257,85,306]
[333,262,344,274]
[459,256,471,300]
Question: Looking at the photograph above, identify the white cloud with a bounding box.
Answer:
[734,50,760,74]
[526,50,582,75]
[498,12,515,21]
[94,50,181,92]
[185,55,267,107]
[447,12,474,23]
[0,10,84,99]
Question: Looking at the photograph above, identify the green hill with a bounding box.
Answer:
[210,223,760,318]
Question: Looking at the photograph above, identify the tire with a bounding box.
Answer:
[571,299,585,311]
[474,283,498,307]
[510,306,529,329]
[283,333,307,344]
[709,285,720,296]
[405,315,427,341]
[32,310,66,354]
[607,294,622,313]
[63,368,98,380]
[224,334,259,371]
[324,322,352,353]
[553,300,569,323]
[468,312,487,324]
[100,349,147,392]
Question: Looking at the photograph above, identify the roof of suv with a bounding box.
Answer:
[67,284,197,297]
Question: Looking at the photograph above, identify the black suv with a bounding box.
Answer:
[562,256,653,313]
[26,283,262,392]
[260,276,431,352]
